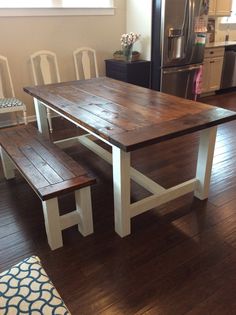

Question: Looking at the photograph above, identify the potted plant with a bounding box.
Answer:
[113,50,141,62]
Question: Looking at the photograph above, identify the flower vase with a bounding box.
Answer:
[123,45,133,62]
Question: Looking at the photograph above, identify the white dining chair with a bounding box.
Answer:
[0,55,27,125]
[73,47,99,80]
[30,50,61,132]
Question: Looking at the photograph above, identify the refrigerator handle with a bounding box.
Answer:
[184,0,194,56]
[183,0,191,54]
[163,65,201,74]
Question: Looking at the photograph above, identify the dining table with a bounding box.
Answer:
[24,77,236,237]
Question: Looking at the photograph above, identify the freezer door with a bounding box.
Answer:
[162,0,208,67]
[161,64,201,100]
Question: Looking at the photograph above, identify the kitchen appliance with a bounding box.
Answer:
[221,46,236,89]
[151,0,209,99]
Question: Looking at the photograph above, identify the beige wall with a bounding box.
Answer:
[126,0,152,60]
[0,0,126,125]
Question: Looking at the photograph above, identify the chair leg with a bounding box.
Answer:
[75,187,94,236]
[23,109,28,125]
[15,112,20,125]
[0,147,15,179]
[42,198,63,250]
[47,108,53,133]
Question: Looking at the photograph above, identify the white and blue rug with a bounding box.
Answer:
[0,256,71,314]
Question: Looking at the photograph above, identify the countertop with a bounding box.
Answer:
[206,41,236,48]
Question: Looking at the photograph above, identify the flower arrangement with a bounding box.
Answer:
[120,32,141,62]
[120,32,141,48]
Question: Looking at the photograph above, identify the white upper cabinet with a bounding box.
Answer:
[209,0,216,15]
[209,0,232,16]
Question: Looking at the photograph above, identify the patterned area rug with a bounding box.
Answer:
[0,256,71,314]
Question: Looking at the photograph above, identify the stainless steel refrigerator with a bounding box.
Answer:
[151,0,209,99]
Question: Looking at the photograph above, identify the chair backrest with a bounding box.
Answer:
[30,50,61,85]
[73,47,99,80]
[0,55,15,98]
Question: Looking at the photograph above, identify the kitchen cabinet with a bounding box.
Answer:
[201,47,224,93]
[209,0,232,16]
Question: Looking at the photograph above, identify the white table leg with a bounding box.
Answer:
[42,198,63,250]
[0,148,15,179]
[194,126,217,200]
[112,146,131,237]
[34,98,50,138]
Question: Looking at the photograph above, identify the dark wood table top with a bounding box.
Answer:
[24,77,236,152]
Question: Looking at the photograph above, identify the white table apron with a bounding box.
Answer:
[34,98,217,237]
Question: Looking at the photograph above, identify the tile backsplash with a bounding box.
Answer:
[215,18,236,41]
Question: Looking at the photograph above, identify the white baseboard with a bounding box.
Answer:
[0,112,59,129]
[0,115,37,129]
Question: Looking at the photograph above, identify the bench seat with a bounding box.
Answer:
[0,125,96,250]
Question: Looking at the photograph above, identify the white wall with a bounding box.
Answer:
[126,0,152,60]
[0,0,126,125]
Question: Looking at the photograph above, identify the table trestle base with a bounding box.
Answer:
[77,133,211,237]
[78,134,166,195]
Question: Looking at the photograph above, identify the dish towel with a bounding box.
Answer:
[193,65,203,100]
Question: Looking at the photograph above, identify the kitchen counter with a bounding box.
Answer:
[206,41,236,48]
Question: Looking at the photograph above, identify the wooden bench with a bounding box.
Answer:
[0,125,96,250]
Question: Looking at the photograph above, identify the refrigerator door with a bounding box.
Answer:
[162,0,208,68]
[161,64,201,99]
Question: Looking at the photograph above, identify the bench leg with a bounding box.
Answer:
[0,147,15,179]
[42,198,63,250]
[23,108,28,125]
[75,187,94,236]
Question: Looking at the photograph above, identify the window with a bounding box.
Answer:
[0,0,113,8]
[0,0,114,16]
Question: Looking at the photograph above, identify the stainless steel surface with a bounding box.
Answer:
[168,28,184,60]
[221,47,236,89]
[162,0,207,68]
[151,0,209,97]
[162,64,201,74]
[161,64,201,99]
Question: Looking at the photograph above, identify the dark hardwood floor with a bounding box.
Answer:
[1,91,236,314]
